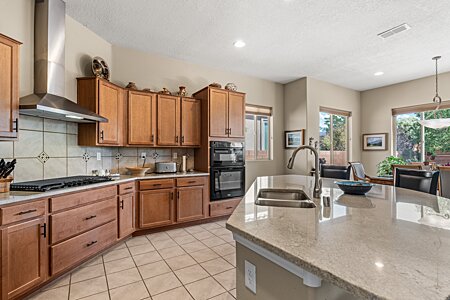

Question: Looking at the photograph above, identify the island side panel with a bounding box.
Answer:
[236,243,360,300]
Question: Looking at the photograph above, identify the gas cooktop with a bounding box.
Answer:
[10,176,113,192]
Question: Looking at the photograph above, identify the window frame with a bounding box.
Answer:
[245,104,273,161]
[319,108,351,165]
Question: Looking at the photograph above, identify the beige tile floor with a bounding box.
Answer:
[28,220,236,300]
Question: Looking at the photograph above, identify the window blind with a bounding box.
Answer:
[319,106,352,117]
[392,100,450,115]
[246,104,272,116]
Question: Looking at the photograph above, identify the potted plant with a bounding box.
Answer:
[376,156,406,176]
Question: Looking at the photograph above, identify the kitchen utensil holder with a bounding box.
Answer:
[0,177,13,193]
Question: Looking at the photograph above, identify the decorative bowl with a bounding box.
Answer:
[126,167,150,176]
[209,82,222,88]
[225,83,237,91]
[335,181,373,195]
[91,56,110,80]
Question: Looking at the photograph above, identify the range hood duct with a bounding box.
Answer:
[19,0,107,123]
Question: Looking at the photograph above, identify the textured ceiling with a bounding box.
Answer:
[66,0,450,91]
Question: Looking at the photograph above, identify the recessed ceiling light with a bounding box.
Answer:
[374,71,384,76]
[233,40,246,48]
[375,261,384,268]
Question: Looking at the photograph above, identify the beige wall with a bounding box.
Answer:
[284,78,308,174]
[283,77,361,175]
[111,46,285,189]
[360,72,450,175]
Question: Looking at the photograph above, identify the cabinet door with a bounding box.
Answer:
[1,217,47,299]
[209,89,228,138]
[128,91,156,145]
[98,80,121,144]
[0,35,20,139]
[118,193,135,239]
[177,186,205,223]
[228,92,245,138]
[139,189,174,228]
[157,95,180,146]
[181,98,201,146]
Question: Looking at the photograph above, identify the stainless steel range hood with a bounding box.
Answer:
[19,0,107,123]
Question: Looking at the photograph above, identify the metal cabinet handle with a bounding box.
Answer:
[120,199,124,209]
[124,187,133,190]
[175,136,179,143]
[226,206,233,209]
[177,191,180,199]
[100,130,104,140]
[87,240,98,247]
[41,223,47,238]
[225,128,228,134]
[13,118,19,132]
[151,134,154,142]
[229,128,231,135]
[153,183,162,187]
[16,209,37,215]
[187,180,196,184]
[181,136,185,143]
[85,215,97,220]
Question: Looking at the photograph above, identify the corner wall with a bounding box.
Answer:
[360,72,450,175]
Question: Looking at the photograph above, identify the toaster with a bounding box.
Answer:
[155,162,177,173]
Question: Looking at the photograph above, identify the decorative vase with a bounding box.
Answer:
[159,88,171,95]
[178,86,187,96]
[225,83,237,91]
[125,82,137,90]
[209,82,222,88]
[0,177,13,193]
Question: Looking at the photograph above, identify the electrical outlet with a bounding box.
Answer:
[141,152,147,159]
[96,152,101,161]
[172,152,178,160]
[245,260,256,294]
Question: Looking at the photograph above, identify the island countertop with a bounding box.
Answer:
[226,175,450,300]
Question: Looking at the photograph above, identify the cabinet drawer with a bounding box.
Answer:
[51,220,117,275]
[50,197,117,244]
[50,186,117,212]
[176,176,206,187]
[139,179,174,190]
[118,182,135,195]
[0,200,46,225]
[210,198,241,217]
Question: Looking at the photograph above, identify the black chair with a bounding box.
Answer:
[395,168,440,195]
[320,164,351,180]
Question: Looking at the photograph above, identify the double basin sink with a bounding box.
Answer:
[255,188,316,208]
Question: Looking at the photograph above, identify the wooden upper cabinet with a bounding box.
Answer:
[98,80,121,145]
[209,89,229,138]
[77,77,124,146]
[128,91,156,145]
[1,217,47,300]
[181,97,201,146]
[157,95,180,146]
[228,92,245,138]
[0,34,21,140]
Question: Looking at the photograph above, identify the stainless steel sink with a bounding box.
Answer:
[255,188,316,208]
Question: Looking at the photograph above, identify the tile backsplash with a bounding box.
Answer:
[0,116,195,182]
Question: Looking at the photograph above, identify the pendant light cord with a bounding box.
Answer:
[433,56,442,107]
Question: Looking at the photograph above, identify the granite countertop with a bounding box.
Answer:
[226,175,450,300]
[0,171,209,207]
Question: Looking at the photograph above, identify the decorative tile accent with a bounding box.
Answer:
[82,152,91,162]
[37,151,50,164]
[151,151,159,159]
[115,153,123,160]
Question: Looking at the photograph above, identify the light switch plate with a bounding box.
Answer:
[96,152,101,161]
[245,260,256,294]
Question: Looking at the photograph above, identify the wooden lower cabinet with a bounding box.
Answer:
[139,189,175,228]
[1,217,47,300]
[177,186,205,223]
[118,193,135,238]
[51,221,117,275]
[210,198,241,217]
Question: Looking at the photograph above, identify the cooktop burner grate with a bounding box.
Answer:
[10,176,113,192]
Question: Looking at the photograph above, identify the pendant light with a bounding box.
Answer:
[419,56,450,129]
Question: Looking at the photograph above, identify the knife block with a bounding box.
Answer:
[0,177,13,193]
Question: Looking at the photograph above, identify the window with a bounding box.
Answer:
[319,107,350,166]
[393,107,450,164]
[245,104,272,160]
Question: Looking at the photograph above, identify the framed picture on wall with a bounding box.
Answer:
[285,130,305,148]
[362,133,388,151]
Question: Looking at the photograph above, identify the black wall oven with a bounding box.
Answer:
[210,141,245,201]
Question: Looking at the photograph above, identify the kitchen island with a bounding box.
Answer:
[226,175,450,300]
